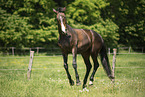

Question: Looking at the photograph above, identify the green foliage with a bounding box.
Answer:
[0,0,144,48]
[103,0,145,47]
[67,0,109,25]
[0,0,57,48]
[0,8,31,47]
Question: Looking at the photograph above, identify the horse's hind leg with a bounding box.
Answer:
[82,54,92,89]
[89,54,99,86]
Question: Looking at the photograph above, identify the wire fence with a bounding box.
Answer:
[0,46,144,56]
[0,53,145,71]
[0,67,145,71]
[0,47,61,56]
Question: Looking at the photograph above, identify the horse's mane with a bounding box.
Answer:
[66,24,76,34]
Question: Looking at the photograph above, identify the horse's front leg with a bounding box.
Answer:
[63,54,74,86]
[72,48,81,85]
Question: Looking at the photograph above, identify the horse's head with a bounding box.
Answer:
[53,7,67,34]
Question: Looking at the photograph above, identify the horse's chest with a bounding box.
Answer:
[58,39,71,49]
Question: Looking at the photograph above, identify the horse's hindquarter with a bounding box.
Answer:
[91,30,103,53]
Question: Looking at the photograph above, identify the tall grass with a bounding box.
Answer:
[0,54,145,97]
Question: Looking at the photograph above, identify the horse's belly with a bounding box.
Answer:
[77,43,91,53]
[77,37,91,53]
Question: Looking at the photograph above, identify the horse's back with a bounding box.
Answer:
[73,29,103,53]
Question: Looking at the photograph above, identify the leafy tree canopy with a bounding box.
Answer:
[0,0,144,49]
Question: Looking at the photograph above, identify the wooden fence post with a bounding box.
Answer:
[27,51,34,80]
[112,48,117,82]
[142,47,144,53]
[11,47,15,56]
[129,47,131,53]
[108,48,110,55]
[37,47,39,55]
[30,48,32,52]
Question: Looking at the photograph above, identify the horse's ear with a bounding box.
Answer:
[53,8,58,13]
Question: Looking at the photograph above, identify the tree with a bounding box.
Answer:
[102,0,145,47]
[0,0,144,49]
[0,8,31,47]
[0,0,57,48]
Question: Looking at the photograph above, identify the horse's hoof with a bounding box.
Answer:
[76,81,81,86]
[109,75,115,79]
[83,84,87,89]
[89,81,93,86]
[70,80,74,86]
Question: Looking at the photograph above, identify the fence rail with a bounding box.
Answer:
[0,47,144,55]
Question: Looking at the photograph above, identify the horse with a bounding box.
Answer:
[53,7,114,89]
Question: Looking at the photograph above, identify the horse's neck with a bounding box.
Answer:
[58,25,74,41]
[66,24,71,29]
[57,22,62,35]
[66,25,75,34]
[58,24,72,36]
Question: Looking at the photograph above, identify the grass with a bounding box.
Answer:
[0,54,145,97]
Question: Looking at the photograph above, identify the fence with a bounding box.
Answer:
[108,47,144,54]
[0,47,144,56]
[0,47,61,55]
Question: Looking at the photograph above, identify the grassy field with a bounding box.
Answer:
[0,54,145,97]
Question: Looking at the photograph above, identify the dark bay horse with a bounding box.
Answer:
[53,7,114,89]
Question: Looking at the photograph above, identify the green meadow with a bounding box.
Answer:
[0,54,145,97]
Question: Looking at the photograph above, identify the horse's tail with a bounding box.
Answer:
[99,44,114,80]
